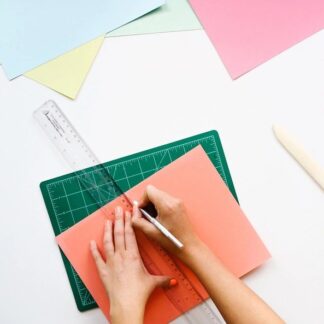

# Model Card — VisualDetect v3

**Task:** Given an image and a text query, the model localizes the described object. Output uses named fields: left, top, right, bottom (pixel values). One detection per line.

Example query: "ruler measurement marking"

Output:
left=213, top=142, right=227, bottom=184
left=167, top=149, right=173, bottom=165
left=70, top=263, right=92, bottom=305
left=111, top=165, right=117, bottom=179
left=122, top=163, right=131, bottom=189
left=137, top=159, right=145, bottom=181
left=90, top=172, right=104, bottom=205
left=48, top=136, right=223, bottom=225
left=152, top=154, right=159, bottom=172
left=45, top=135, right=215, bottom=185
left=155, top=149, right=168, bottom=170
left=77, top=178, right=90, bottom=215
left=47, top=136, right=221, bottom=229
left=62, top=181, right=76, bottom=225
left=55, top=202, right=99, bottom=217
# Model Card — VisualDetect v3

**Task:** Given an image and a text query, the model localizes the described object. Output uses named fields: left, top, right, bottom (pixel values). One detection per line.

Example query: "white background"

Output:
left=0, top=29, right=323, bottom=323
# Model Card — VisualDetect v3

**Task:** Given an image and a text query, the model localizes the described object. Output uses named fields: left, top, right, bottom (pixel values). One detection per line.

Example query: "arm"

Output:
left=184, top=241, right=283, bottom=324
left=132, top=185, right=284, bottom=324
left=90, top=206, right=172, bottom=324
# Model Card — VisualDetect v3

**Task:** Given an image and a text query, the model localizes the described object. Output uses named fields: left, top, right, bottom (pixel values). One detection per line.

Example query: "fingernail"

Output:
left=115, top=206, right=123, bottom=218
left=133, top=200, right=138, bottom=206
left=169, top=278, right=178, bottom=287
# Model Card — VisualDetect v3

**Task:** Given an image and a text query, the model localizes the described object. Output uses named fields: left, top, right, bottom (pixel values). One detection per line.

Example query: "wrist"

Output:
left=179, top=236, right=207, bottom=265
left=110, top=302, right=144, bottom=324
left=183, top=239, right=224, bottom=276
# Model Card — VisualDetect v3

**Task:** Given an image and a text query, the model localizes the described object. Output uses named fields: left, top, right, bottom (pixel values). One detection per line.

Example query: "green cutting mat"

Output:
left=40, top=130, right=238, bottom=311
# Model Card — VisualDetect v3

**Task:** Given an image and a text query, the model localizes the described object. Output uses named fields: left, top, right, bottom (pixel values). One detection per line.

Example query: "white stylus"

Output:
left=273, top=124, right=324, bottom=190
left=138, top=206, right=184, bottom=249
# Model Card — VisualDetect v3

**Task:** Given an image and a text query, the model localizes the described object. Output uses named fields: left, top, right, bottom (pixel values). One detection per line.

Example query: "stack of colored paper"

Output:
left=1, top=0, right=322, bottom=98
left=0, top=0, right=201, bottom=99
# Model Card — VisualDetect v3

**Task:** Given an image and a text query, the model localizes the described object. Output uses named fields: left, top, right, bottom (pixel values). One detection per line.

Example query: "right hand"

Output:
left=132, top=185, right=202, bottom=262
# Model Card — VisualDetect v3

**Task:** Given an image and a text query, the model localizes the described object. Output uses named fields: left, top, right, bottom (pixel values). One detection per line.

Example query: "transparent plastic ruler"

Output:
left=34, top=100, right=224, bottom=324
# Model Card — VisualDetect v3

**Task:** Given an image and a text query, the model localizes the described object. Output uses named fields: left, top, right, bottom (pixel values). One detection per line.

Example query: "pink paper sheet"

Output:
left=57, top=146, right=270, bottom=323
left=189, top=0, right=324, bottom=78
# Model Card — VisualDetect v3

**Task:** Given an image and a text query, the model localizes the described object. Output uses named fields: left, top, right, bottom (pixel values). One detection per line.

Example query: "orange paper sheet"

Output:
left=57, top=146, right=270, bottom=322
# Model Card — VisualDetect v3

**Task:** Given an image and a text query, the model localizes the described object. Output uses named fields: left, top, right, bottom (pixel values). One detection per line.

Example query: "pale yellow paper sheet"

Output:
left=25, top=36, right=104, bottom=99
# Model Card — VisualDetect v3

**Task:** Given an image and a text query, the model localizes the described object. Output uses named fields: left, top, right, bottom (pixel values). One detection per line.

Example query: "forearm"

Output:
left=183, top=241, right=284, bottom=324
left=110, top=304, right=144, bottom=324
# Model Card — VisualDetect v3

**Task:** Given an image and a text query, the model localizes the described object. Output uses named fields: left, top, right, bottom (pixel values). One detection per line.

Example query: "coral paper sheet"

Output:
left=57, top=146, right=270, bottom=323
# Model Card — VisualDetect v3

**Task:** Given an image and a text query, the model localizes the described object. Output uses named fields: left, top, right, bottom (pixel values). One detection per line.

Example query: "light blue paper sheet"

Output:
left=0, top=0, right=164, bottom=79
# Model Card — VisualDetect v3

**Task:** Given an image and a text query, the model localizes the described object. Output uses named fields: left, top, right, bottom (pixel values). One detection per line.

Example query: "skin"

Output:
left=91, top=185, right=284, bottom=324
left=90, top=206, right=171, bottom=324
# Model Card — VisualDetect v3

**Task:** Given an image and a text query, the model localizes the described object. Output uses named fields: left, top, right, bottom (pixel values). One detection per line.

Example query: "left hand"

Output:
left=90, top=206, right=172, bottom=324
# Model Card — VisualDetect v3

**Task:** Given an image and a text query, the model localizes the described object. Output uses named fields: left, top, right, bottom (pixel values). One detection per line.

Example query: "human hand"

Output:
left=132, top=185, right=203, bottom=263
left=90, top=206, right=172, bottom=324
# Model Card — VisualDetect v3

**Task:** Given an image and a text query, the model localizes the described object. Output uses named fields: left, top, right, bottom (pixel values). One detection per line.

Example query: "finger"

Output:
left=103, top=220, right=114, bottom=257
left=124, top=211, right=139, bottom=252
left=139, top=185, right=173, bottom=210
left=132, top=201, right=142, bottom=220
left=114, top=206, right=125, bottom=252
left=152, top=275, right=176, bottom=289
left=132, top=216, right=160, bottom=241
left=90, top=240, right=106, bottom=271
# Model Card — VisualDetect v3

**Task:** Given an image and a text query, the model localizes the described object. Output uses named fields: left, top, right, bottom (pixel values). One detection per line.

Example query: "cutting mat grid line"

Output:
left=49, top=152, right=223, bottom=212
left=47, top=138, right=221, bottom=187
left=49, top=157, right=225, bottom=221
left=41, top=131, right=238, bottom=311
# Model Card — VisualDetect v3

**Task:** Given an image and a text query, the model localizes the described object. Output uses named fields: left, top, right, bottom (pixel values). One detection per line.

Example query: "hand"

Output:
left=132, top=187, right=285, bottom=324
left=90, top=206, right=172, bottom=324
left=132, top=185, right=203, bottom=263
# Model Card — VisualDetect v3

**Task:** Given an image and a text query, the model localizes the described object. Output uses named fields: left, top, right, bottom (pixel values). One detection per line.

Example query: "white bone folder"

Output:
left=273, top=125, right=324, bottom=190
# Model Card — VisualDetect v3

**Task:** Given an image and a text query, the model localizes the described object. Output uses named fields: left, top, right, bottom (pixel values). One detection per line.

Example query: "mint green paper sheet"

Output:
left=107, top=0, right=201, bottom=37
left=0, top=0, right=164, bottom=79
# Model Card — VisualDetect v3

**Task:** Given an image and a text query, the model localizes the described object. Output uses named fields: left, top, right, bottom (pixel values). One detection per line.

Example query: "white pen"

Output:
left=133, top=201, right=184, bottom=249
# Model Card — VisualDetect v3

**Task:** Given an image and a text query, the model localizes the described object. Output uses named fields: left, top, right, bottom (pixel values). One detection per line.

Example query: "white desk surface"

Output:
left=0, top=30, right=323, bottom=324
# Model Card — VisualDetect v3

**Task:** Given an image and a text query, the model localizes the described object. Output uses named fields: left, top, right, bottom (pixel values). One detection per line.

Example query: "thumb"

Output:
left=152, top=275, right=175, bottom=288
left=140, top=185, right=171, bottom=211
left=132, top=217, right=160, bottom=240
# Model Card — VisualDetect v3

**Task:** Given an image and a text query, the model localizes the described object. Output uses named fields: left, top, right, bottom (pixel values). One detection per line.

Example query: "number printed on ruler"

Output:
left=34, top=100, right=99, bottom=170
